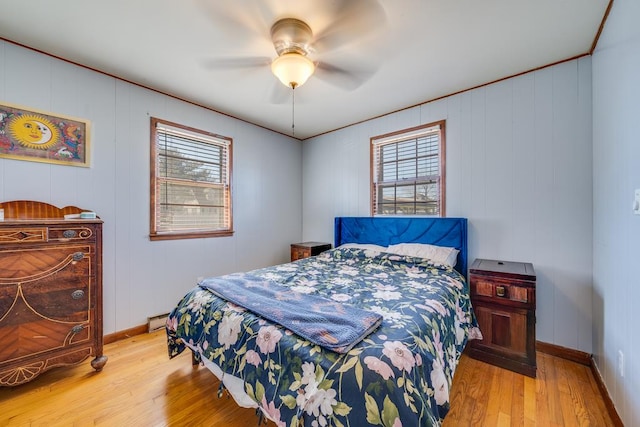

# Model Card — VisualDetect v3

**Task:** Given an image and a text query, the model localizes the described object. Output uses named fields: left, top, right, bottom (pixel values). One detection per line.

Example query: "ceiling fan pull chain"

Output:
left=291, top=86, right=296, bottom=137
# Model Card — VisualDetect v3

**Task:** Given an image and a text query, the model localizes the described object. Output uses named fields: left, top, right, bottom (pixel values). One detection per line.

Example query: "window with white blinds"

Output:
left=150, top=118, right=232, bottom=240
left=371, top=121, right=445, bottom=216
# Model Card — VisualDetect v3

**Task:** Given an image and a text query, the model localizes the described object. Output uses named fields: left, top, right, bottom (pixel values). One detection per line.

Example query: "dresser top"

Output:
left=0, top=218, right=102, bottom=225
left=0, top=200, right=99, bottom=221
left=470, top=258, right=536, bottom=281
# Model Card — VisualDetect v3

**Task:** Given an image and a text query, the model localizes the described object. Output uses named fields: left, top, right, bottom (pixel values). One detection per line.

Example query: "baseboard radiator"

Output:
left=147, top=313, right=170, bottom=333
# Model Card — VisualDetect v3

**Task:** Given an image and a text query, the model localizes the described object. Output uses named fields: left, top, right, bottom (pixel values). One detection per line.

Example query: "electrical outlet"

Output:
left=618, top=350, right=624, bottom=377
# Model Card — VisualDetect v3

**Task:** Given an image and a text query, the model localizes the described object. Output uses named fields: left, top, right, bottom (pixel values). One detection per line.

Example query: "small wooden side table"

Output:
left=467, top=258, right=537, bottom=377
left=290, top=242, right=332, bottom=261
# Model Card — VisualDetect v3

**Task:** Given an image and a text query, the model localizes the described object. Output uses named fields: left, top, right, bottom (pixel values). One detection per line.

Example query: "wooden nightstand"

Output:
left=467, top=258, right=537, bottom=377
left=290, top=242, right=332, bottom=261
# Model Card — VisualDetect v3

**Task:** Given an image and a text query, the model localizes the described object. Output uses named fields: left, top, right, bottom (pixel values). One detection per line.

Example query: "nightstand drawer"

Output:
left=471, top=277, right=534, bottom=309
left=290, top=242, right=332, bottom=261
left=291, top=247, right=310, bottom=261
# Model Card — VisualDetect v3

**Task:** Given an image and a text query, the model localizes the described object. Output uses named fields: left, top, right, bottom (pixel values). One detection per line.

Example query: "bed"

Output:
left=166, top=217, right=480, bottom=426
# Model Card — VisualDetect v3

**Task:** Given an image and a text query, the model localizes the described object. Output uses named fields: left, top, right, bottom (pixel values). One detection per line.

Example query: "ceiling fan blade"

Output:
left=312, top=0, right=387, bottom=52
left=314, top=60, right=377, bottom=91
left=201, top=56, right=272, bottom=70
left=197, top=0, right=272, bottom=44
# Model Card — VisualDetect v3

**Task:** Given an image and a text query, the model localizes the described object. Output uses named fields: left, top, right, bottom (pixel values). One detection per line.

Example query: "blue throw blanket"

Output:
left=199, top=273, right=382, bottom=354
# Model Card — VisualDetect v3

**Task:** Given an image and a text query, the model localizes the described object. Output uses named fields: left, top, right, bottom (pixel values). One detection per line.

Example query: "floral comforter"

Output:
left=166, top=247, right=479, bottom=427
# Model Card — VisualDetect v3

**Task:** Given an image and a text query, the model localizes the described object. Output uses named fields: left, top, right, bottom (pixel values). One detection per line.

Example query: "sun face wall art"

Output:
left=0, top=102, right=90, bottom=167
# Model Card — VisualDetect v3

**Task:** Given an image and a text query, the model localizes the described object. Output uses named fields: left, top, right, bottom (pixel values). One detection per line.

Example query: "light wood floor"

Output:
left=0, top=330, right=615, bottom=426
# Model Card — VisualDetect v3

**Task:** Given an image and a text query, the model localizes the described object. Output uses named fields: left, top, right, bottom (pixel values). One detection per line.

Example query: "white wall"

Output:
left=303, top=57, right=594, bottom=354
left=0, top=41, right=302, bottom=335
left=592, top=0, right=640, bottom=424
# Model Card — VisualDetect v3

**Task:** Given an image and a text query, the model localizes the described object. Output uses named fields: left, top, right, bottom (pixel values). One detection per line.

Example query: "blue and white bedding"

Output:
left=167, top=247, right=480, bottom=426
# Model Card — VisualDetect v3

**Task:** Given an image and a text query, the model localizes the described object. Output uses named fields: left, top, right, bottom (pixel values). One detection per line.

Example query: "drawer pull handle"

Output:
left=63, top=230, right=77, bottom=238
left=496, top=286, right=506, bottom=297
left=71, top=290, right=85, bottom=300
left=72, top=252, right=84, bottom=261
left=71, top=325, right=84, bottom=334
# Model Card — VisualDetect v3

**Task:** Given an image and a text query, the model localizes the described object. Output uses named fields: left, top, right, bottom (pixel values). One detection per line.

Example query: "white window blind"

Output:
left=151, top=118, right=232, bottom=239
left=371, top=122, right=445, bottom=216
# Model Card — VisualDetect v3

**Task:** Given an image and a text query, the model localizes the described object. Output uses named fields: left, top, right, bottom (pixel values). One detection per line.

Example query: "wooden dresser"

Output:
left=0, top=200, right=107, bottom=386
left=467, top=258, right=536, bottom=377
left=290, top=242, right=332, bottom=261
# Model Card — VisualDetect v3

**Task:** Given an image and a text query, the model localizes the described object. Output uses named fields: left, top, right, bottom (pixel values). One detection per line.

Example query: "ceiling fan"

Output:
left=200, top=0, right=387, bottom=93
left=269, top=18, right=317, bottom=89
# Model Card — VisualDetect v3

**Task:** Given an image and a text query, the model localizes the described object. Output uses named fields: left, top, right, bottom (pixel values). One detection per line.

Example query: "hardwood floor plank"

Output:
left=544, top=352, right=566, bottom=424
left=482, top=364, right=503, bottom=426
left=498, top=368, right=515, bottom=422
left=0, top=331, right=617, bottom=427
left=510, top=371, right=525, bottom=427
left=523, top=375, right=536, bottom=424
left=534, top=352, right=552, bottom=426
left=466, top=371, right=488, bottom=426
left=497, top=412, right=511, bottom=427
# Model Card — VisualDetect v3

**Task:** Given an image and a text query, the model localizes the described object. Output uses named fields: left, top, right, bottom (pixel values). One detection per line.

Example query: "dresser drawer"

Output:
left=22, top=278, right=92, bottom=323
left=0, top=281, right=90, bottom=325
left=0, top=245, right=93, bottom=279
left=0, top=318, right=91, bottom=363
left=0, top=227, right=48, bottom=244
left=48, top=226, right=97, bottom=242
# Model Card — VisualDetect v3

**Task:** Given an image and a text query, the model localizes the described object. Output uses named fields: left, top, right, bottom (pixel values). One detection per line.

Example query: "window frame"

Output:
left=370, top=120, right=446, bottom=217
left=149, top=117, right=233, bottom=241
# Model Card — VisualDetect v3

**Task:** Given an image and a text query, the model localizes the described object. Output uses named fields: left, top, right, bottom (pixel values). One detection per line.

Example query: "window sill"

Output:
left=149, top=230, right=234, bottom=241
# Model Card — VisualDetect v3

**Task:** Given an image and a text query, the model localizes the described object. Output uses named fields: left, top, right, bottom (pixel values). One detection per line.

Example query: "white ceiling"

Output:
left=0, top=0, right=610, bottom=140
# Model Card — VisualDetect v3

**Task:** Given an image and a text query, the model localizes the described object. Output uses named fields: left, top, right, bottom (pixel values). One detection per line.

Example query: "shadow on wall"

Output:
left=592, top=286, right=604, bottom=368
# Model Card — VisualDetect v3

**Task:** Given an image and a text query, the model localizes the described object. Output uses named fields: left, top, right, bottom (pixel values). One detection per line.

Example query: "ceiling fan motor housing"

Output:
left=271, top=18, right=313, bottom=56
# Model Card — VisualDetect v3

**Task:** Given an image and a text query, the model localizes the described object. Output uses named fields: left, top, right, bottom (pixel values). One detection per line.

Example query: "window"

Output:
left=150, top=118, right=232, bottom=240
left=371, top=121, right=445, bottom=216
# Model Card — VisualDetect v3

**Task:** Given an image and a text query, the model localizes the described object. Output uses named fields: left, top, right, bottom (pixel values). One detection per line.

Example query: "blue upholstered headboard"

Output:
left=334, top=217, right=468, bottom=277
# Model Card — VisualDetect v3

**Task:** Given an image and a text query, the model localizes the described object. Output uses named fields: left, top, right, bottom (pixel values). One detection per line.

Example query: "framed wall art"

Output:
left=0, top=102, right=90, bottom=167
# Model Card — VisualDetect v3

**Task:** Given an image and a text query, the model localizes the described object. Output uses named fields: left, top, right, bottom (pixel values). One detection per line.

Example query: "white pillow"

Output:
left=386, top=243, right=459, bottom=268
left=338, top=243, right=387, bottom=252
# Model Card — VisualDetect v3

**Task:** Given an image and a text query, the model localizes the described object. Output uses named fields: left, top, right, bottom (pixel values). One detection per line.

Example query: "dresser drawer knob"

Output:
left=63, top=230, right=77, bottom=239
left=71, top=325, right=84, bottom=334
left=72, top=252, right=84, bottom=261
left=496, top=286, right=506, bottom=297
left=71, top=290, right=85, bottom=300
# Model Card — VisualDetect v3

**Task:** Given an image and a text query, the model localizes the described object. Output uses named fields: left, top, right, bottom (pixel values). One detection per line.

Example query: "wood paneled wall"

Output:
left=592, top=0, right=640, bottom=424
left=302, top=57, right=593, bottom=356
left=0, top=41, right=303, bottom=337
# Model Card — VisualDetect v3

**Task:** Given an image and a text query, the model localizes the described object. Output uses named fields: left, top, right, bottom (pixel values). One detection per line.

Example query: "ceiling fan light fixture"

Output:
left=271, top=52, right=315, bottom=89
